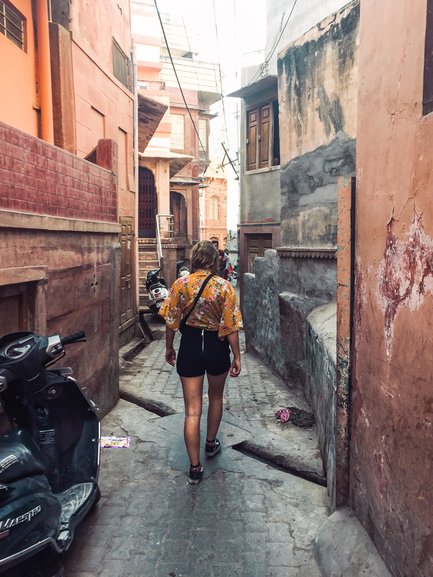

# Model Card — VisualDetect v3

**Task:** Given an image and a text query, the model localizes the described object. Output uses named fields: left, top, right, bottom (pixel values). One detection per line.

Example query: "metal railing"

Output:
left=155, top=213, right=174, bottom=266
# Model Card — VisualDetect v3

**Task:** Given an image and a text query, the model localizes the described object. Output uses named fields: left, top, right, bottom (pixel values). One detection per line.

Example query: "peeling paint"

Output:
left=377, top=215, right=433, bottom=358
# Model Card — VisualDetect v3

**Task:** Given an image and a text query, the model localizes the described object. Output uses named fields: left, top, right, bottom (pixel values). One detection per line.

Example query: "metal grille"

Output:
left=138, top=169, right=156, bottom=237
left=0, top=1, right=25, bottom=50
left=112, top=39, right=130, bottom=89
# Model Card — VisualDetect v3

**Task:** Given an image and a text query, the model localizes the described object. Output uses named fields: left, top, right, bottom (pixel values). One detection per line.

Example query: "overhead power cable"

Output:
left=249, top=0, right=298, bottom=85
left=153, top=0, right=209, bottom=164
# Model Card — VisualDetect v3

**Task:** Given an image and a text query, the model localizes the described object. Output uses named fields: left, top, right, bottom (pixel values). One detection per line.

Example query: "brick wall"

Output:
left=0, top=122, right=117, bottom=222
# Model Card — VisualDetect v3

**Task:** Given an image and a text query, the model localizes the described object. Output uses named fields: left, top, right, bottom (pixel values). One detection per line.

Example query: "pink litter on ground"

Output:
left=275, top=408, right=291, bottom=423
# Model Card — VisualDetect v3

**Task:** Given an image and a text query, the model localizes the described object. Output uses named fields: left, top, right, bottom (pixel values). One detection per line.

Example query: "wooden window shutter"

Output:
left=259, top=104, right=270, bottom=168
left=246, top=108, right=258, bottom=171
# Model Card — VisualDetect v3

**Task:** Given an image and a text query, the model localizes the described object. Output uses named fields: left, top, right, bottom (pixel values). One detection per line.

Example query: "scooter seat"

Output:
left=0, top=429, right=45, bottom=483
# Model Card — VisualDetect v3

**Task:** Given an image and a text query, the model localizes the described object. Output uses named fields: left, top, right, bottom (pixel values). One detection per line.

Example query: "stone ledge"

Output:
left=0, top=210, right=121, bottom=234
left=276, top=246, right=337, bottom=259
left=314, top=508, right=393, bottom=577
left=0, top=266, right=47, bottom=286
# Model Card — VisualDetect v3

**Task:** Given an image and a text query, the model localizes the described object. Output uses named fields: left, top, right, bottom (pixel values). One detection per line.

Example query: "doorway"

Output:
left=138, top=168, right=156, bottom=237
left=170, top=191, right=187, bottom=238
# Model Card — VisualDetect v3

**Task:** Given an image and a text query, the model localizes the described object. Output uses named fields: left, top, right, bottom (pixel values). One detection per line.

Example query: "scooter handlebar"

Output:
left=60, top=331, right=87, bottom=346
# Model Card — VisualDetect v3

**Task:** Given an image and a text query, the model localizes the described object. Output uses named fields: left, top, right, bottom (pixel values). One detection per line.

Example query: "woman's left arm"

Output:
left=226, top=331, right=241, bottom=377
left=165, top=326, right=176, bottom=366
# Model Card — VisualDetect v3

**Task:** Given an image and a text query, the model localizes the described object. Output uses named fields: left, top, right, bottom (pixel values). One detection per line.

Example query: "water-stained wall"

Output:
left=278, top=1, right=359, bottom=248
left=353, top=1, right=433, bottom=575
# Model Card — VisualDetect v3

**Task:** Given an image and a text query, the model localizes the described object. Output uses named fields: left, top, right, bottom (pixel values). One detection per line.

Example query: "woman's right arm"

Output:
left=226, top=331, right=241, bottom=377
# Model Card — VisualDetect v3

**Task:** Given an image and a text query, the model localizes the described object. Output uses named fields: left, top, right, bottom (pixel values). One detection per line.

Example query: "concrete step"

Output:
left=139, top=259, right=159, bottom=269
left=138, top=238, right=157, bottom=245
left=138, top=250, right=158, bottom=259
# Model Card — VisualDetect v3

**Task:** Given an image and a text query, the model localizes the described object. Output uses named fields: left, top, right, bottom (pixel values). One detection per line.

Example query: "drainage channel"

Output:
left=232, top=441, right=327, bottom=487
left=120, top=391, right=177, bottom=417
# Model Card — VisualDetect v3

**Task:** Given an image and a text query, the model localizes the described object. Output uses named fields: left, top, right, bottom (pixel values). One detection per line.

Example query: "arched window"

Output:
left=209, top=196, right=219, bottom=220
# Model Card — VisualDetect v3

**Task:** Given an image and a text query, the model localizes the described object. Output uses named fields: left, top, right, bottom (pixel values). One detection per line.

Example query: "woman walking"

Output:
left=160, top=240, right=243, bottom=484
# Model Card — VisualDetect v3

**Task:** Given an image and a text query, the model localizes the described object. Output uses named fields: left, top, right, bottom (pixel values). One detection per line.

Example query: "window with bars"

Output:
left=246, top=100, right=280, bottom=171
left=0, top=1, right=25, bottom=51
left=112, top=39, right=130, bottom=90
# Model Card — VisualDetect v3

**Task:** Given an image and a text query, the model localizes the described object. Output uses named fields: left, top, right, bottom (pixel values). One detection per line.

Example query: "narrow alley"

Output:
left=62, top=327, right=328, bottom=577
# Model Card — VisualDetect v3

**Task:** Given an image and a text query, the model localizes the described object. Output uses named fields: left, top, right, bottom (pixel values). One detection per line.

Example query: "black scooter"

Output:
left=0, top=330, right=100, bottom=576
left=145, top=268, right=168, bottom=320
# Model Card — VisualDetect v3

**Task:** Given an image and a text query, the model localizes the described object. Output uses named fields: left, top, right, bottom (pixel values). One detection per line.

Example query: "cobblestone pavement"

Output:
left=62, top=322, right=328, bottom=577
left=120, top=325, right=324, bottom=481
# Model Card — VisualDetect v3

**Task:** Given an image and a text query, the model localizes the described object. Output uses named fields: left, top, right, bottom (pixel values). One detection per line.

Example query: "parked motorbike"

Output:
left=176, top=260, right=190, bottom=279
left=145, top=268, right=169, bottom=320
left=0, top=330, right=100, bottom=576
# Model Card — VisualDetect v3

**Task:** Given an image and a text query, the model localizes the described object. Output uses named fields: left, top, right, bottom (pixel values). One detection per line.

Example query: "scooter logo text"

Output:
left=0, top=505, right=41, bottom=531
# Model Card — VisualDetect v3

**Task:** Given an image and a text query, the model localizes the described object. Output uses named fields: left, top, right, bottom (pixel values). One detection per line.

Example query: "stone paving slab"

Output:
left=63, top=400, right=327, bottom=577
left=119, top=329, right=324, bottom=482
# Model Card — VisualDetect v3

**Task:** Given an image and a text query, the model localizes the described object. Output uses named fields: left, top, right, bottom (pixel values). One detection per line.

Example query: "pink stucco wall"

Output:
left=352, top=1, right=433, bottom=575
left=70, top=0, right=135, bottom=218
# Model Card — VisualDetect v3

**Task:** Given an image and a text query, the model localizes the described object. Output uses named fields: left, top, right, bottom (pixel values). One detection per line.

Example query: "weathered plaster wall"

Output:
left=244, top=249, right=336, bottom=384
left=241, top=167, right=281, bottom=225
left=278, top=1, right=358, bottom=162
left=278, top=1, right=359, bottom=249
left=265, top=0, right=353, bottom=77
left=352, top=1, right=433, bottom=575
left=280, top=134, right=355, bottom=247
left=306, top=303, right=337, bottom=506
left=243, top=251, right=285, bottom=377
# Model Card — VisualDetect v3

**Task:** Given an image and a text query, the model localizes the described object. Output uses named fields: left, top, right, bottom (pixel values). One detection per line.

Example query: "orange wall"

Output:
left=0, top=0, right=38, bottom=135
left=353, top=1, right=433, bottom=576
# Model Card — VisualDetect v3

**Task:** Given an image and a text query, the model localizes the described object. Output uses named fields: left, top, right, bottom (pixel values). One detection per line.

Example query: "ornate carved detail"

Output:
left=276, top=246, right=337, bottom=259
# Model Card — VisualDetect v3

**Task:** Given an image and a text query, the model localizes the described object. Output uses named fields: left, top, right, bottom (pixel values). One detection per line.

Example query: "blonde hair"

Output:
left=190, top=240, right=219, bottom=273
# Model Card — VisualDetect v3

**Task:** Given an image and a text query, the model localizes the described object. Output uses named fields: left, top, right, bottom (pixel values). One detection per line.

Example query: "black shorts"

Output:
left=177, top=325, right=231, bottom=377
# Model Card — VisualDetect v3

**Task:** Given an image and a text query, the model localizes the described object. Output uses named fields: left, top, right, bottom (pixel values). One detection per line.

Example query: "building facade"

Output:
left=200, top=167, right=228, bottom=249
left=0, top=0, right=139, bottom=414
left=131, top=0, right=221, bottom=293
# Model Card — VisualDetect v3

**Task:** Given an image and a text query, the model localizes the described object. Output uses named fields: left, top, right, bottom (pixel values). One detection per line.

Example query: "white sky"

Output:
left=156, top=0, right=266, bottom=73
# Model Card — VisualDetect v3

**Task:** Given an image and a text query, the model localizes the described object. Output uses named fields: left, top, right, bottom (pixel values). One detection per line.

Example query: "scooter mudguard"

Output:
left=0, top=431, right=62, bottom=572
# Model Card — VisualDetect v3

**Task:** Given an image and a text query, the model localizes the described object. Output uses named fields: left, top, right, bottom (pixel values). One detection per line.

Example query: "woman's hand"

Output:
left=165, top=327, right=176, bottom=366
left=229, top=356, right=241, bottom=377
left=166, top=347, right=176, bottom=366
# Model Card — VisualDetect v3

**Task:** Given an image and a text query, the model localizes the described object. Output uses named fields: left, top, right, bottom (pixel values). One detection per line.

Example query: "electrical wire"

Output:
left=153, top=0, right=209, bottom=163
left=249, top=0, right=298, bottom=85
left=212, top=0, right=230, bottom=147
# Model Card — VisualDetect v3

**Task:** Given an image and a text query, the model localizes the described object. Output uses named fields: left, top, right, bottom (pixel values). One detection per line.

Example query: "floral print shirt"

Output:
left=160, top=270, right=243, bottom=338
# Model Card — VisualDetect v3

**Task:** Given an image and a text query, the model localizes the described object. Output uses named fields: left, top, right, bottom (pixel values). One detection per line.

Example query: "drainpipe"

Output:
left=132, top=44, right=140, bottom=311
left=35, top=0, right=54, bottom=143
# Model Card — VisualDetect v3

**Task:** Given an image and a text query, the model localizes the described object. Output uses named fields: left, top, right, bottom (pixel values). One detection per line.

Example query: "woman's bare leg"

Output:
left=180, top=375, right=205, bottom=465
left=206, top=371, right=229, bottom=442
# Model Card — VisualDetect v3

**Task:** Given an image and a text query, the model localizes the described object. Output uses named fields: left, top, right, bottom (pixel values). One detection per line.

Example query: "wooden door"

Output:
left=170, top=191, right=187, bottom=238
left=138, top=168, right=156, bottom=237
left=120, top=217, right=134, bottom=326
left=246, top=234, right=272, bottom=273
